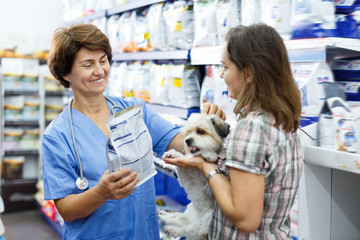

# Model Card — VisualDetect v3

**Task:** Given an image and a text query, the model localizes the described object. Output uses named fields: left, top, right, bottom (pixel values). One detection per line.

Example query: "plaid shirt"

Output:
left=209, top=110, right=303, bottom=240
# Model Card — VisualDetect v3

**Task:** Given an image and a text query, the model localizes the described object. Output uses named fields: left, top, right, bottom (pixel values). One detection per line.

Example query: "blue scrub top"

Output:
left=41, top=96, right=180, bottom=240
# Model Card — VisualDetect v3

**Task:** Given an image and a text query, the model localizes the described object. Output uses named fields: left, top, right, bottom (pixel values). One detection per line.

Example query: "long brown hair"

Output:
left=225, top=23, right=301, bottom=132
left=47, top=24, right=112, bottom=88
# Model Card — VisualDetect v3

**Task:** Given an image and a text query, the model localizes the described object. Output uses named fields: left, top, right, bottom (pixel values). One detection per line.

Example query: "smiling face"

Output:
left=63, top=47, right=110, bottom=97
left=220, top=45, right=251, bottom=100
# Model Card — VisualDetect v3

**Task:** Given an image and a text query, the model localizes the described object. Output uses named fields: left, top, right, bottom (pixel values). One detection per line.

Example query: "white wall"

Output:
left=0, top=0, right=63, bottom=54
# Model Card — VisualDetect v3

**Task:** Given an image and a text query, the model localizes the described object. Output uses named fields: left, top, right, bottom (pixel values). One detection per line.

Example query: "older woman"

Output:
left=42, top=24, right=224, bottom=239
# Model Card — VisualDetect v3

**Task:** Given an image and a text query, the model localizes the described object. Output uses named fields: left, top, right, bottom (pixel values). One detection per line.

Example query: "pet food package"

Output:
left=168, top=62, right=201, bottom=108
left=336, top=10, right=360, bottom=39
left=336, top=81, right=360, bottom=101
left=123, top=61, right=141, bottom=97
left=107, top=62, right=126, bottom=97
left=133, top=61, right=151, bottom=102
left=149, top=61, right=171, bottom=105
left=135, top=6, right=151, bottom=51
left=216, top=0, right=239, bottom=45
left=261, top=0, right=292, bottom=40
left=193, top=0, right=217, bottom=47
left=119, top=11, right=137, bottom=52
left=291, top=0, right=338, bottom=39
left=106, top=103, right=156, bottom=188
left=22, top=95, right=40, bottom=121
left=318, top=82, right=358, bottom=153
left=241, top=0, right=262, bottom=26
left=212, top=65, right=238, bottom=121
left=291, top=61, right=334, bottom=127
left=4, top=95, right=25, bottom=121
left=332, top=57, right=360, bottom=80
left=163, top=0, right=195, bottom=50
left=1, top=58, right=39, bottom=91
left=200, top=65, right=215, bottom=105
left=334, top=0, right=360, bottom=14
left=148, top=2, right=169, bottom=51
left=107, top=14, right=122, bottom=53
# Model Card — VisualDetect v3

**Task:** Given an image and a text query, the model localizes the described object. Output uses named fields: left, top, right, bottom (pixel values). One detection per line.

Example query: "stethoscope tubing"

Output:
left=68, top=96, right=120, bottom=190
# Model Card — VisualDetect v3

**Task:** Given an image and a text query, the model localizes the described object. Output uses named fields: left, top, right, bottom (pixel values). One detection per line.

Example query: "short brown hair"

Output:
left=47, top=24, right=112, bottom=88
left=226, top=24, right=301, bottom=132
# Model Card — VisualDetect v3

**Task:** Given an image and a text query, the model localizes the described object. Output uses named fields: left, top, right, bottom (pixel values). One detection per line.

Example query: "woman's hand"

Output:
left=163, top=156, right=218, bottom=176
left=201, top=102, right=226, bottom=120
left=97, top=168, right=140, bottom=201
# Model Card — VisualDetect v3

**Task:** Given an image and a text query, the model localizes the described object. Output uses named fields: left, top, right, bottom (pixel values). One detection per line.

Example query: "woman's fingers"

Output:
left=201, top=102, right=226, bottom=120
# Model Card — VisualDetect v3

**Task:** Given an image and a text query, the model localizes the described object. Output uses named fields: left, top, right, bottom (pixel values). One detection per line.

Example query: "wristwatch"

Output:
left=206, top=169, right=221, bottom=183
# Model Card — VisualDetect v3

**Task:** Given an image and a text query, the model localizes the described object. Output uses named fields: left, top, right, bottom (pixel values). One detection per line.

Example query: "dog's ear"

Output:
left=211, top=117, right=230, bottom=138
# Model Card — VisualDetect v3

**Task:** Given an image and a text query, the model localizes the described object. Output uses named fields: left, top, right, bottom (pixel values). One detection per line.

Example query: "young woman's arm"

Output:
left=164, top=157, right=264, bottom=233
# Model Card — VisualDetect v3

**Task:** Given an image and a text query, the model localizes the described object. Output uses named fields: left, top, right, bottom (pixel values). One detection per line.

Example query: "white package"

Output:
left=216, top=0, right=240, bottom=45
left=261, top=0, right=292, bottom=40
left=163, top=1, right=195, bottom=50
left=148, top=2, right=169, bottom=51
left=168, top=63, right=201, bottom=108
left=212, top=65, right=238, bottom=121
left=106, top=103, right=156, bottom=187
left=149, top=62, right=171, bottom=105
left=241, top=0, right=262, bottom=26
left=193, top=0, right=217, bottom=47
left=291, top=61, right=334, bottom=127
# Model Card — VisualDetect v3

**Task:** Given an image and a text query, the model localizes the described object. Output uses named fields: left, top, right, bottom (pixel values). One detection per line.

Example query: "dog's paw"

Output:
left=162, top=149, right=184, bottom=159
left=202, top=152, right=219, bottom=163
left=163, top=225, right=183, bottom=238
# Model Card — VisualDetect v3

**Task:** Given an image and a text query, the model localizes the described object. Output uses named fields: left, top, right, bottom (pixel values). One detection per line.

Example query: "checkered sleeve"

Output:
left=225, top=116, right=268, bottom=175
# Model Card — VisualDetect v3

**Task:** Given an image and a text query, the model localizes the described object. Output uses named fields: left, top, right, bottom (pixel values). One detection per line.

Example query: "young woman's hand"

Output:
left=201, top=102, right=226, bottom=120
left=163, top=156, right=218, bottom=176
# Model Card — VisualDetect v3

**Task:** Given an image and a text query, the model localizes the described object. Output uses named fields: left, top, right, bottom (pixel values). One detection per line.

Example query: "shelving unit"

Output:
left=0, top=58, right=43, bottom=213
left=56, top=1, right=360, bottom=239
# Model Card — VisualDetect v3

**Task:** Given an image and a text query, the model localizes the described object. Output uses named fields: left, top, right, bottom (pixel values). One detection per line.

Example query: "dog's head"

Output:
left=181, top=114, right=230, bottom=158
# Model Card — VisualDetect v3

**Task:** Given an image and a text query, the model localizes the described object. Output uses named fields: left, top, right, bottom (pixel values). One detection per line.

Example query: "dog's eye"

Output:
left=197, top=129, right=205, bottom=135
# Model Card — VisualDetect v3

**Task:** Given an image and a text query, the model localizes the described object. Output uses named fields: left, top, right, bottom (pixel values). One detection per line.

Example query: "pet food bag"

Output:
left=318, top=82, right=358, bottom=153
left=291, top=61, right=334, bottom=127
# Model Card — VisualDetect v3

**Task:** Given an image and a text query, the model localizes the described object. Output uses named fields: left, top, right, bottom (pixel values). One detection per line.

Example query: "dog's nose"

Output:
left=185, top=138, right=193, bottom=146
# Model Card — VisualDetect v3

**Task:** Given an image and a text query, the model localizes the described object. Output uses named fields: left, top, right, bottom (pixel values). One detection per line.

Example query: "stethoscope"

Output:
left=68, top=96, right=123, bottom=190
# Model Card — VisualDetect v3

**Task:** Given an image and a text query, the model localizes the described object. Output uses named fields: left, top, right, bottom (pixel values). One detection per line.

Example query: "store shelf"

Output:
left=190, top=46, right=222, bottom=65
left=146, top=103, right=195, bottom=119
left=285, top=37, right=360, bottom=62
left=4, top=120, right=39, bottom=127
left=107, top=0, right=165, bottom=16
left=65, top=0, right=166, bottom=25
left=64, top=10, right=106, bottom=25
left=4, top=150, right=39, bottom=156
left=190, top=38, right=360, bottom=65
left=304, top=145, right=360, bottom=174
left=45, top=91, right=65, bottom=97
left=4, top=90, right=39, bottom=96
left=112, top=50, right=190, bottom=61
left=2, top=178, right=38, bottom=186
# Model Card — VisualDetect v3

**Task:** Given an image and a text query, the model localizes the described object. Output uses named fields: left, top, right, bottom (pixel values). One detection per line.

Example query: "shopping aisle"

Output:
left=2, top=210, right=61, bottom=240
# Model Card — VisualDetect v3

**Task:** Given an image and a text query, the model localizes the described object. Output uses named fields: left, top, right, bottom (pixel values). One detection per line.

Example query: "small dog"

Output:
left=158, top=114, right=230, bottom=240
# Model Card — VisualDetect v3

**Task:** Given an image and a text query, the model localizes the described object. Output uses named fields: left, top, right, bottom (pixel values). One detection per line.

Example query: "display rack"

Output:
left=58, top=1, right=360, bottom=239
left=112, top=50, right=190, bottom=61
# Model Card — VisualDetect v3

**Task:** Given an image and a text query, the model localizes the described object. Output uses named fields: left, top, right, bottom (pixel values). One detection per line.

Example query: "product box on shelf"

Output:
left=1, top=180, right=37, bottom=213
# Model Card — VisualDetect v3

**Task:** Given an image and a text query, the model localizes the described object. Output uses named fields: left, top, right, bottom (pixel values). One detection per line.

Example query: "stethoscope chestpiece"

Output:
left=76, top=177, right=89, bottom=191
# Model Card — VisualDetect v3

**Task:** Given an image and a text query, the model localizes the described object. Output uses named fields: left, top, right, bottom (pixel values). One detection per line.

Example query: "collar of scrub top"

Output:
left=68, top=96, right=124, bottom=190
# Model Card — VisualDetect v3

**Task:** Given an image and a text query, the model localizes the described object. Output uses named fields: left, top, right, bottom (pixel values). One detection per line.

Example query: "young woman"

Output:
left=164, top=23, right=303, bottom=239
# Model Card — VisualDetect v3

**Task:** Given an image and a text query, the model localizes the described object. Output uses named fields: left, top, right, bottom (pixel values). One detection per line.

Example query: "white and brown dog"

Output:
left=158, top=114, right=230, bottom=240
